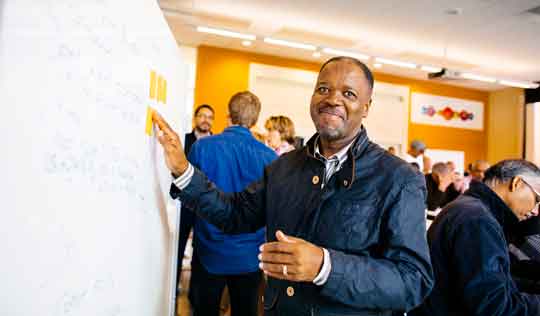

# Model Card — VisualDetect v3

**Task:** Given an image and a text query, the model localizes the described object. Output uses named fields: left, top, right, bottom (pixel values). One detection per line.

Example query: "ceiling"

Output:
left=159, top=0, right=540, bottom=91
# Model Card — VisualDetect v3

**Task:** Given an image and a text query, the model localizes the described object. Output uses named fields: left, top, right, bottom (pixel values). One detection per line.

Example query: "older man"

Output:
left=412, top=159, right=540, bottom=316
left=153, top=57, right=433, bottom=315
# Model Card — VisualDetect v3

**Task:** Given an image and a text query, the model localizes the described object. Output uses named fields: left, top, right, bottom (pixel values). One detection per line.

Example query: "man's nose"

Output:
left=327, top=91, right=345, bottom=106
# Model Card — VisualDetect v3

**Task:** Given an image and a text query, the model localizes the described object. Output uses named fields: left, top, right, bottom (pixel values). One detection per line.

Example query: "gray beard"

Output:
left=318, top=127, right=344, bottom=141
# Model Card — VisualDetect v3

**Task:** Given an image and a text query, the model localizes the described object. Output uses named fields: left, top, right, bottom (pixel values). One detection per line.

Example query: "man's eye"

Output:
left=344, top=91, right=357, bottom=98
left=317, top=86, right=329, bottom=93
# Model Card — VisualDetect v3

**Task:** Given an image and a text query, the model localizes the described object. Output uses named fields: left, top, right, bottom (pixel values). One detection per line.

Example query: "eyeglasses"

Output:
left=196, top=114, right=214, bottom=120
left=521, top=177, right=540, bottom=209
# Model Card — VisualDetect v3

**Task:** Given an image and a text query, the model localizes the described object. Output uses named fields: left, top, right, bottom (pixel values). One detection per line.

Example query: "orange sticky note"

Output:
left=145, top=106, right=154, bottom=136
left=149, top=71, right=157, bottom=99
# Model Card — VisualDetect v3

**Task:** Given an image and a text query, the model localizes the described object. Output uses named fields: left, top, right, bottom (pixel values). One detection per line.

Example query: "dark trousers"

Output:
left=189, top=254, right=262, bottom=316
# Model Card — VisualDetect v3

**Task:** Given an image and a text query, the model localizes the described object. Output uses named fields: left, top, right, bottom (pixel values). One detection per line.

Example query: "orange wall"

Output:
left=194, top=45, right=489, bottom=167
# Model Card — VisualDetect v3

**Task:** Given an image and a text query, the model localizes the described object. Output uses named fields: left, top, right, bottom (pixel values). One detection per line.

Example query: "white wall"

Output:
left=526, top=102, right=540, bottom=165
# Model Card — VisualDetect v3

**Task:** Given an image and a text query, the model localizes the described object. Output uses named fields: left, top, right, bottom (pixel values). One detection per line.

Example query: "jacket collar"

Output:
left=222, top=125, right=252, bottom=136
left=304, top=126, right=370, bottom=189
left=465, top=180, right=519, bottom=233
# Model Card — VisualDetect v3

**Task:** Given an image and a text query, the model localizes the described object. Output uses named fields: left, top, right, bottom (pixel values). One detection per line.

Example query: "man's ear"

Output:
left=362, top=99, right=372, bottom=118
left=510, top=177, right=520, bottom=193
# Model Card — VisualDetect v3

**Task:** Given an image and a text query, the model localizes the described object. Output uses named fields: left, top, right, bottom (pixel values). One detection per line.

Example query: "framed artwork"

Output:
left=411, top=92, right=484, bottom=130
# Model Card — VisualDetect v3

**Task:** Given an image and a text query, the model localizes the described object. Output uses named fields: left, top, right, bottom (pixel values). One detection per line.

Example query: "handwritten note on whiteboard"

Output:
left=0, top=1, right=190, bottom=315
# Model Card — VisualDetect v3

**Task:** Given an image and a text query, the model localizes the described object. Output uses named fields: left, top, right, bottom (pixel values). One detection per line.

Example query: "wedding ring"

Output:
left=282, top=265, right=288, bottom=276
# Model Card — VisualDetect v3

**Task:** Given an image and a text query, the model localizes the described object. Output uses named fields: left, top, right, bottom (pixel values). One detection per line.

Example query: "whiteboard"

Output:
left=0, top=1, right=191, bottom=315
left=250, top=63, right=409, bottom=153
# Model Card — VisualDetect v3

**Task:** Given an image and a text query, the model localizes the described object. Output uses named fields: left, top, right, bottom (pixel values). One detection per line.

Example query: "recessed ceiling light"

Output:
left=242, top=40, right=252, bottom=47
left=322, top=48, right=370, bottom=60
left=461, top=73, right=497, bottom=83
left=312, top=51, right=321, bottom=58
left=420, top=65, right=442, bottom=72
left=499, top=80, right=532, bottom=89
left=375, top=57, right=417, bottom=69
left=373, top=63, right=382, bottom=69
left=196, top=26, right=256, bottom=41
left=263, top=37, right=316, bottom=51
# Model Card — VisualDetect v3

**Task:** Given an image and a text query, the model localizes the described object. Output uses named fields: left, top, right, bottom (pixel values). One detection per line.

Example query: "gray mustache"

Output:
left=318, top=106, right=345, bottom=118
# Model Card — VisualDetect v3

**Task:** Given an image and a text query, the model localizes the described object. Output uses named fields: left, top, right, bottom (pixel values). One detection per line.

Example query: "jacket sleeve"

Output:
left=452, top=219, right=540, bottom=316
left=320, top=175, right=434, bottom=311
left=170, top=167, right=267, bottom=234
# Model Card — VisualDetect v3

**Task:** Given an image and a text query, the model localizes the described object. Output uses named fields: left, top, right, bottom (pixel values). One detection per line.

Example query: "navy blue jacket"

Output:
left=172, top=128, right=433, bottom=315
left=412, top=181, right=540, bottom=316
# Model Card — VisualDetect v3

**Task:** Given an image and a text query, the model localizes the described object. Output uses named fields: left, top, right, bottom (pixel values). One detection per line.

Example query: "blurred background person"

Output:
left=461, top=160, right=491, bottom=193
left=175, top=103, right=215, bottom=304
left=447, top=161, right=467, bottom=193
left=405, top=139, right=431, bottom=173
left=184, top=104, right=215, bottom=155
left=264, top=115, right=296, bottom=156
left=471, top=159, right=491, bottom=182
left=387, top=146, right=397, bottom=155
left=425, top=162, right=460, bottom=211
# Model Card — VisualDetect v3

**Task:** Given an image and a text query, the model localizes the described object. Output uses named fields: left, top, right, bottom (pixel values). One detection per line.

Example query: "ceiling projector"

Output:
left=427, top=68, right=462, bottom=81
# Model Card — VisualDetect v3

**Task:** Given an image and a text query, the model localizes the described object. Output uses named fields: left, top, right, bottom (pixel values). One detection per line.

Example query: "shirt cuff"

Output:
left=172, top=163, right=194, bottom=190
left=313, top=248, right=331, bottom=286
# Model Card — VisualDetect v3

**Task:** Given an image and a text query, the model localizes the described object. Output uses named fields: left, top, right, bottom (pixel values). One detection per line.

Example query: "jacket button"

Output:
left=343, top=180, right=349, bottom=186
left=286, top=286, right=295, bottom=297
left=312, top=175, right=320, bottom=185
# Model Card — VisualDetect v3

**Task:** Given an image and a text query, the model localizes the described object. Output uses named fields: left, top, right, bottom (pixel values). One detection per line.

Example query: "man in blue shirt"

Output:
left=182, top=91, right=277, bottom=316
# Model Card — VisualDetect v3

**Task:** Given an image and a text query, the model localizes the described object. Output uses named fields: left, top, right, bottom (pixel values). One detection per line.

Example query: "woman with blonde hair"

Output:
left=264, top=115, right=296, bottom=156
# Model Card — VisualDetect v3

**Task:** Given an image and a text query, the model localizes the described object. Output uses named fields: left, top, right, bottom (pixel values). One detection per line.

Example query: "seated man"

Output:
left=425, top=162, right=460, bottom=211
left=508, top=216, right=540, bottom=294
left=412, top=159, right=540, bottom=316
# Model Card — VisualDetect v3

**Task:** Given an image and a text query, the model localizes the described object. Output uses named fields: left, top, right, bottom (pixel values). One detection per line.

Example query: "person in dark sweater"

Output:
left=412, top=159, right=540, bottom=316
left=425, top=162, right=460, bottom=211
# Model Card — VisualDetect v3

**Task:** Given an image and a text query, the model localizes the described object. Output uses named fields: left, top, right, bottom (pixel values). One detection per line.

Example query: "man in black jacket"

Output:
left=184, top=104, right=214, bottom=156
left=153, top=56, right=433, bottom=315
left=175, top=103, right=214, bottom=306
left=412, top=159, right=540, bottom=316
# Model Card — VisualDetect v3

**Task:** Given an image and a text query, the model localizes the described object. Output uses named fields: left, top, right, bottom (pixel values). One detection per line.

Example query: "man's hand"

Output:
left=152, top=110, right=189, bottom=177
left=259, top=230, right=324, bottom=282
left=438, top=173, right=453, bottom=192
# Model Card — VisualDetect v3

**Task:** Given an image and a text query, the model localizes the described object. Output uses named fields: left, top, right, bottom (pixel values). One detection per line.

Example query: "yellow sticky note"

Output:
left=149, top=71, right=157, bottom=99
left=162, top=79, right=167, bottom=104
left=157, top=75, right=164, bottom=103
left=145, top=106, right=154, bottom=136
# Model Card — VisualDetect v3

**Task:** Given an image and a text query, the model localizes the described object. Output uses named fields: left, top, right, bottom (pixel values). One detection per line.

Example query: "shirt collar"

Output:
left=314, top=135, right=355, bottom=164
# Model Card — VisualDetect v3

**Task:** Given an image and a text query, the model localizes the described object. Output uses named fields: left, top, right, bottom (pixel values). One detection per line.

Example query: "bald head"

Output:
left=471, top=160, right=490, bottom=181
